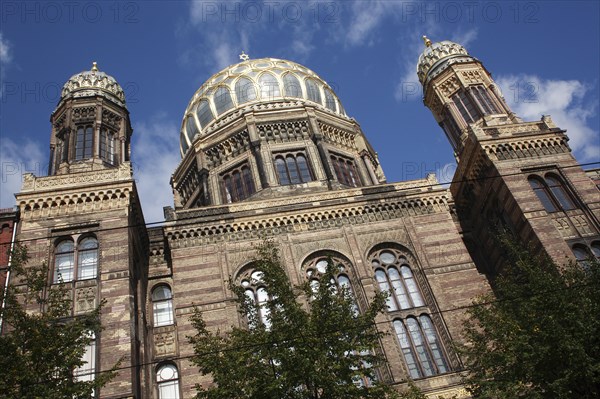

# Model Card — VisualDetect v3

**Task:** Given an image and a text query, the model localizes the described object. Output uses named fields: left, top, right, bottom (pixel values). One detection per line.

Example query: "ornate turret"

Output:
left=49, top=62, right=132, bottom=175
left=418, top=37, right=519, bottom=155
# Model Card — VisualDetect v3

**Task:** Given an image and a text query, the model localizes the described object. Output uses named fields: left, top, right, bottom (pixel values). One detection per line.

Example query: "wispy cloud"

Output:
left=131, top=113, right=181, bottom=224
left=496, top=74, right=600, bottom=161
left=0, top=32, right=13, bottom=97
left=0, top=138, right=46, bottom=208
left=0, top=32, right=11, bottom=64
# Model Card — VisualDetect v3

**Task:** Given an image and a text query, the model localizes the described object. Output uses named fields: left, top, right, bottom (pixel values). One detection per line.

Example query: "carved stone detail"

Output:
left=102, top=109, right=122, bottom=128
left=552, top=216, right=576, bottom=238
left=154, top=329, right=176, bottom=357
left=204, top=130, right=250, bottom=168
left=438, top=76, right=460, bottom=97
left=461, top=69, right=483, bottom=84
left=75, top=286, right=97, bottom=314
left=72, top=107, right=96, bottom=121
left=485, top=137, right=570, bottom=161
left=257, top=120, right=309, bottom=143
left=319, top=122, right=357, bottom=149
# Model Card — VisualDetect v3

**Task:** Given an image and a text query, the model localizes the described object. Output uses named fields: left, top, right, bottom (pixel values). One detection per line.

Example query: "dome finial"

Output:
left=422, top=35, right=432, bottom=47
left=239, top=51, right=250, bottom=61
left=91, top=61, right=98, bottom=73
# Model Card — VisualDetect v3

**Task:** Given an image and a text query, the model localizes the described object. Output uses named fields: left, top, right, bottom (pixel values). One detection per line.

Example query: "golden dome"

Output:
left=180, top=58, right=346, bottom=156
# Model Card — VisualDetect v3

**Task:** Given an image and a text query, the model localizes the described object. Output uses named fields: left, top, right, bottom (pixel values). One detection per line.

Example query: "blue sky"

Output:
left=1, top=0, right=599, bottom=222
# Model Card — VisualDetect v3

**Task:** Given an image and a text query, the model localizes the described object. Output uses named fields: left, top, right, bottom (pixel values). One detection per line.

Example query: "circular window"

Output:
left=372, top=260, right=380, bottom=267
left=241, top=279, right=250, bottom=287
left=251, top=271, right=264, bottom=282
left=379, top=251, right=396, bottom=264
left=316, top=260, right=328, bottom=273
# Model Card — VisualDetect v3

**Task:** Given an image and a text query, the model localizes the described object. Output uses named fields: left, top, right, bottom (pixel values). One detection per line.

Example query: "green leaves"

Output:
left=461, top=235, right=600, bottom=399
left=188, top=239, right=398, bottom=399
left=0, top=244, right=117, bottom=399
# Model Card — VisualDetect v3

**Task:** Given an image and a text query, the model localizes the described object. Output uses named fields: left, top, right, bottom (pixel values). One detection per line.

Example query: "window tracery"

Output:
left=54, top=236, right=98, bottom=283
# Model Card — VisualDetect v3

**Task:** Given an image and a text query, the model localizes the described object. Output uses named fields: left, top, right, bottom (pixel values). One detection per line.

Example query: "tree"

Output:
left=461, top=235, right=600, bottom=398
left=0, top=244, right=117, bottom=398
left=188, top=239, right=399, bottom=399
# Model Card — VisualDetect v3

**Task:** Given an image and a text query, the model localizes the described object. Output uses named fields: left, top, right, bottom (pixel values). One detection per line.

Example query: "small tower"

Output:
left=419, top=37, right=600, bottom=276
left=15, top=63, right=149, bottom=398
left=418, top=36, right=518, bottom=156
left=49, top=62, right=132, bottom=175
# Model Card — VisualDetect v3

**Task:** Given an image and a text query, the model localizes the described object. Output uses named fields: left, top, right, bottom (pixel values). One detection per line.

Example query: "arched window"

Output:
left=195, top=99, right=214, bottom=128
left=324, top=87, right=337, bottom=112
left=77, top=237, right=98, bottom=280
left=591, top=242, right=600, bottom=258
left=75, top=125, right=93, bottom=160
left=274, top=152, right=313, bottom=185
left=451, top=90, right=478, bottom=124
left=54, top=236, right=99, bottom=283
left=393, top=315, right=448, bottom=379
left=185, top=116, right=198, bottom=142
left=283, top=73, right=302, bottom=98
left=213, top=86, right=234, bottom=115
left=220, top=163, right=255, bottom=203
left=528, top=174, right=576, bottom=212
left=305, top=78, right=322, bottom=104
left=330, top=154, right=361, bottom=187
left=99, top=129, right=116, bottom=165
left=74, top=331, right=96, bottom=383
left=240, top=270, right=271, bottom=328
left=235, top=77, right=257, bottom=104
left=545, top=175, right=575, bottom=210
left=470, top=85, right=501, bottom=114
left=152, top=286, right=174, bottom=327
left=259, top=73, right=280, bottom=100
left=156, top=363, right=180, bottom=399
left=54, top=239, right=75, bottom=282
left=305, top=256, right=356, bottom=298
left=371, top=248, right=424, bottom=311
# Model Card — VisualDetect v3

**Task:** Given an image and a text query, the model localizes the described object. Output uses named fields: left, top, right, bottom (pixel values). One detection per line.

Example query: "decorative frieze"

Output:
left=72, top=106, right=96, bottom=121
left=204, top=130, right=250, bottom=168
left=485, top=137, right=569, bottom=161
left=319, top=122, right=357, bottom=149
left=167, top=194, right=450, bottom=248
left=257, top=120, right=309, bottom=143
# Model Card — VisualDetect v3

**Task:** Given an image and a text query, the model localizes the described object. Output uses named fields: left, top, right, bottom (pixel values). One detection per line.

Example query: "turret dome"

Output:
left=60, top=62, right=126, bottom=106
left=417, top=38, right=474, bottom=85
left=180, top=56, right=346, bottom=156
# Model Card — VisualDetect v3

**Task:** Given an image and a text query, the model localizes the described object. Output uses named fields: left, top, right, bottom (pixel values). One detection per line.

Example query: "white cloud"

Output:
left=496, top=74, right=600, bottom=161
left=0, top=32, right=13, bottom=97
left=131, top=114, right=181, bottom=224
left=0, top=138, right=46, bottom=208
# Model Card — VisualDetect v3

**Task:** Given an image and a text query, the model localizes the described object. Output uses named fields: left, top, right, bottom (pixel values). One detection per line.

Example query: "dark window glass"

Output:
left=305, top=78, right=322, bottom=104
left=331, top=154, right=361, bottom=187
left=452, top=90, right=478, bottom=124
left=75, top=126, right=93, bottom=160
left=324, top=87, right=337, bottom=112
left=214, top=87, right=234, bottom=115
left=274, top=153, right=313, bottom=185
left=100, top=129, right=115, bottom=165
left=528, top=177, right=558, bottom=212
left=235, top=77, right=257, bottom=104
left=196, top=100, right=214, bottom=128
left=221, top=163, right=255, bottom=203
left=471, top=85, right=500, bottom=114
left=546, top=176, right=575, bottom=210
left=283, top=73, right=302, bottom=98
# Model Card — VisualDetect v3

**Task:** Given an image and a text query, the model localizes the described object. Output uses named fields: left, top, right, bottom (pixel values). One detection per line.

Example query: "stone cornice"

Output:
left=18, top=162, right=134, bottom=194
left=165, top=177, right=450, bottom=248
